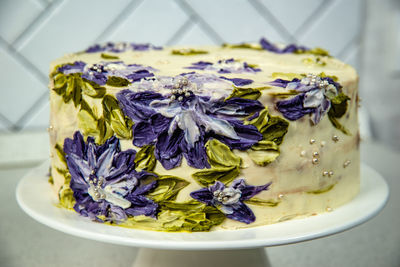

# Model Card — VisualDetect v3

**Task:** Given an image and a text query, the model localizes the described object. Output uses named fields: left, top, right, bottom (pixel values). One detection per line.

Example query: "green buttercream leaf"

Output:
left=192, top=166, right=240, bottom=187
left=82, top=79, right=106, bottom=98
left=148, top=175, right=189, bottom=202
left=307, top=183, right=337, bottom=194
left=327, top=93, right=351, bottom=135
left=134, top=145, right=156, bottom=172
left=55, top=143, right=67, bottom=165
left=121, top=201, right=225, bottom=232
left=222, top=43, right=263, bottom=50
left=268, top=90, right=299, bottom=99
left=106, top=76, right=131, bottom=87
left=247, top=149, right=280, bottom=166
left=319, top=72, right=339, bottom=82
left=271, top=72, right=305, bottom=80
left=101, top=53, right=120, bottom=60
left=102, top=95, right=133, bottom=139
left=59, top=186, right=75, bottom=209
left=302, top=57, right=326, bottom=66
left=225, top=86, right=261, bottom=101
left=53, top=73, right=67, bottom=95
left=171, top=49, right=208, bottom=55
left=244, top=197, right=280, bottom=207
left=205, top=139, right=242, bottom=168
left=245, top=108, right=289, bottom=166
left=295, top=47, right=331, bottom=57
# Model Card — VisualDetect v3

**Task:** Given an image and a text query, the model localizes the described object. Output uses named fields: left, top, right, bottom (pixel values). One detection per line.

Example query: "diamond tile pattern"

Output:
left=0, top=0, right=364, bottom=132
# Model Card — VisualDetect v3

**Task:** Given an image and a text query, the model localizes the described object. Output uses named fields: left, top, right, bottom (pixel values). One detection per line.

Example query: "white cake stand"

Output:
left=16, top=162, right=388, bottom=267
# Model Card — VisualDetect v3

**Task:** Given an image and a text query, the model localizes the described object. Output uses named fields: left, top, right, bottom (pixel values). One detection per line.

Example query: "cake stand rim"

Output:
left=16, top=161, right=389, bottom=250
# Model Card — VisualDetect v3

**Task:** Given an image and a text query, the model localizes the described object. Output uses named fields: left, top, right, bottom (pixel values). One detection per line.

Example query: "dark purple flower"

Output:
left=85, top=42, right=162, bottom=53
left=260, top=37, right=309, bottom=54
left=186, top=58, right=261, bottom=74
left=190, top=178, right=271, bottom=224
left=220, top=76, right=254, bottom=86
left=57, top=61, right=86, bottom=74
left=117, top=74, right=263, bottom=170
left=64, top=131, right=158, bottom=222
left=57, top=61, right=157, bottom=86
left=273, top=74, right=340, bottom=124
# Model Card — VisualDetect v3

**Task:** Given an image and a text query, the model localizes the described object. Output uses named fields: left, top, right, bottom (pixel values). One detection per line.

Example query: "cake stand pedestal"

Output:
left=16, top=162, right=388, bottom=267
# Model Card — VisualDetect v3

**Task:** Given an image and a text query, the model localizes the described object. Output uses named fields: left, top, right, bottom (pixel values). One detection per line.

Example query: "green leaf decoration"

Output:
left=268, top=90, right=299, bottom=99
left=225, top=86, right=262, bottom=101
left=192, top=139, right=242, bottom=187
left=307, top=182, right=337, bottom=194
left=55, top=143, right=67, bottom=165
left=122, top=201, right=225, bottom=232
left=101, top=53, right=120, bottom=60
left=102, top=95, right=133, bottom=139
left=52, top=69, right=106, bottom=107
left=302, top=57, right=326, bottom=67
left=244, top=198, right=281, bottom=207
left=327, top=93, right=351, bottom=135
left=319, top=72, right=339, bottom=82
left=245, top=108, right=289, bottom=166
left=271, top=72, right=305, bottom=81
left=295, top=47, right=331, bottom=57
left=222, top=43, right=263, bottom=50
left=192, top=165, right=240, bottom=187
left=134, top=145, right=157, bottom=172
left=171, top=49, right=208, bottom=55
left=59, top=186, right=75, bottom=209
left=205, top=139, right=242, bottom=168
left=148, top=175, right=189, bottom=202
left=106, top=76, right=131, bottom=87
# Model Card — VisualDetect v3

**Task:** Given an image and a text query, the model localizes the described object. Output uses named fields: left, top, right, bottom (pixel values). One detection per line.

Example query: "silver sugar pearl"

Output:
left=300, top=150, right=306, bottom=157
left=343, top=160, right=351, bottom=168
left=185, top=92, right=190, bottom=97
left=332, top=135, right=339, bottom=142
left=178, top=96, right=183, bottom=101
left=323, top=171, right=329, bottom=176
left=170, top=95, right=176, bottom=101
left=328, top=171, right=334, bottom=176
left=326, top=207, right=333, bottom=212
left=310, top=139, right=316, bottom=144
left=278, top=194, right=284, bottom=199
left=177, top=89, right=183, bottom=94
left=320, top=141, right=326, bottom=147
left=313, top=151, right=319, bottom=157
left=312, top=158, right=319, bottom=164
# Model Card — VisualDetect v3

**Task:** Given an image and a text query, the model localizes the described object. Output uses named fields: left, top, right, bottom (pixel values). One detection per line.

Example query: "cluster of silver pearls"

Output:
left=170, top=77, right=195, bottom=102
left=88, top=64, right=104, bottom=76
left=213, top=190, right=230, bottom=204
left=322, top=170, right=334, bottom=177
left=301, top=73, right=336, bottom=92
left=89, top=172, right=106, bottom=200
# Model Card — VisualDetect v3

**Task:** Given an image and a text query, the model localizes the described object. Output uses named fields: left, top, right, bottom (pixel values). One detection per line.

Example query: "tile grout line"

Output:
left=293, top=0, right=332, bottom=40
left=94, top=0, right=145, bottom=43
left=176, top=0, right=225, bottom=44
left=337, top=35, right=362, bottom=61
left=295, top=0, right=336, bottom=43
left=0, top=111, right=14, bottom=131
left=12, top=0, right=65, bottom=51
left=0, top=36, right=47, bottom=85
left=166, top=18, right=195, bottom=46
left=247, top=0, right=295, bottom=43
left=14, top=91, right=49, bottom=131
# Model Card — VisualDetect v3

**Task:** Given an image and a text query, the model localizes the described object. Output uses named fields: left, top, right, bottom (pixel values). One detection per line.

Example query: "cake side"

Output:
left=48, top=40, right=360, bottom=231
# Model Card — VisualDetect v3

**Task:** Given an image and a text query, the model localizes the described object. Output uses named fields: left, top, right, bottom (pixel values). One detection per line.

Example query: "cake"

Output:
left=48, top=38, right=360, bottom=232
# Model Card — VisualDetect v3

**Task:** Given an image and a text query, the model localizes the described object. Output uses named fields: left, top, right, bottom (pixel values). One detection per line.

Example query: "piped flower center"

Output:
left=213, top=188, right=241, bottom=205
left=301, top=74, right=337, bottom=96
left=88, top=174, right=106, bottom=201
left=169, top=77, right=196, bottom=102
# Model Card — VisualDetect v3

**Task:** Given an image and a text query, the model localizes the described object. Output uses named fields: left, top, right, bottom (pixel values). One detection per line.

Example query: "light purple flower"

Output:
left=64, top=131, right=158, bottom=222
left=190, top=178, right=271, bottom=224
left=117, top=73, right=264, bottom=170
left=260, top=37, right=308, bottom=54
left=273, top=74, right=340, bottom=124
left=185, top=58, right=261, bottom=74
left=85, top=42, right=162, bottom=53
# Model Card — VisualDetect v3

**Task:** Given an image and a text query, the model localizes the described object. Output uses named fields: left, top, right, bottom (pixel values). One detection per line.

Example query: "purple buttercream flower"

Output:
left=117, top=74, right=263, bottom=170
left=64, top=131, right=158, bottom=222
left=260, top=37, right=308, bottom=54
left=85, top=42, right=162, bottom=53
left=186, top=58, right=261, bottom=74
left=190, top=178, right=271, bottom=224
left=56, top=61, right=156, bottom=86
left=220, top=76, right=254, bottom=86
left=272, top=74, right=340, bottom=124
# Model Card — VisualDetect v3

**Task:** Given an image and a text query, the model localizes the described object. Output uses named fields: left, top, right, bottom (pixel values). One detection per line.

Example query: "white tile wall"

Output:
left=0, top=0, right=364, bottom=132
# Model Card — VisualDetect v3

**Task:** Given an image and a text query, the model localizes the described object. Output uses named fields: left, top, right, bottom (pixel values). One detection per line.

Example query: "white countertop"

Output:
left=0, top=141, right=399, bottom=267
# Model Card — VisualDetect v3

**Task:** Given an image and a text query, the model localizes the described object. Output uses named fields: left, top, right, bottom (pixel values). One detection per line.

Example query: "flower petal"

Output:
left=155, top=130, right=184, bottom=169
left=276, top=93, right=314, bottom=121
left=124, top=195, right=158, bottom=217
left=190, top=188, right=214, bottom=205
left=132, top=121, right=157, bottom=147
left=227, top=202, right=256, bottom=224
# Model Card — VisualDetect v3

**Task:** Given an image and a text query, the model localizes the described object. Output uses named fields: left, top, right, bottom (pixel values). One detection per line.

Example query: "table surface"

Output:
left=1, top=141, right=399, bottom=267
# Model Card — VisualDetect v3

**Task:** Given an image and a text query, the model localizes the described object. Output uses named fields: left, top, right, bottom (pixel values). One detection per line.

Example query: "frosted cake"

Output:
left=48, top=38, right=360, bottom=231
